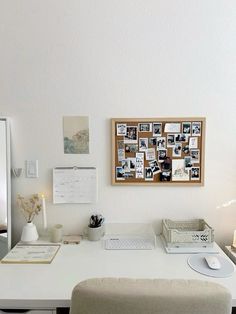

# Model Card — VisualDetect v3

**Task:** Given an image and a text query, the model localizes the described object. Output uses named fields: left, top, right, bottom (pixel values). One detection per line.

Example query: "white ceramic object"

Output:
left=50, top=224, right=63, bottom=243
left=21, top=222, right=39, bottom=242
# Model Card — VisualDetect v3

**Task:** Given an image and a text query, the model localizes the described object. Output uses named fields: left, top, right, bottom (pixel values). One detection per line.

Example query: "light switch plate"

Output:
left=25, top=160, right=39, bottom=178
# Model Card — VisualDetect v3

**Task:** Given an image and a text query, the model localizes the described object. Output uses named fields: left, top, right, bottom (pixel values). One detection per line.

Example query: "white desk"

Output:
left=0, top=237, right=235, bottom=310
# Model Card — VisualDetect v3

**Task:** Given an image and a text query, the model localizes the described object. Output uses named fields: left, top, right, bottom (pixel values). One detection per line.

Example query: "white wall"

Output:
left=0, top=0, right=235, bottom=246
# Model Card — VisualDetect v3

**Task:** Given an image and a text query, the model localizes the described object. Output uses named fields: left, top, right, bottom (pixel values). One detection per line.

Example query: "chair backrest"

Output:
left=70, top=278, right=232, bottom=314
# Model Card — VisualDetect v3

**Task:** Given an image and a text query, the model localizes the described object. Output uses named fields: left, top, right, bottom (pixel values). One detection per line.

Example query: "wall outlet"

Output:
left=25, top=160, right=39, bottom=178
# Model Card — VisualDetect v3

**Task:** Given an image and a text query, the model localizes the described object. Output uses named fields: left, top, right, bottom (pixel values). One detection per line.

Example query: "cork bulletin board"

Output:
left=111, top=118, right=205, bottom=186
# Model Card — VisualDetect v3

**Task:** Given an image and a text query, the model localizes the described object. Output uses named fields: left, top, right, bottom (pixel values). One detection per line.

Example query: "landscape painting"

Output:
left=63, top=116, right=89, bottom=154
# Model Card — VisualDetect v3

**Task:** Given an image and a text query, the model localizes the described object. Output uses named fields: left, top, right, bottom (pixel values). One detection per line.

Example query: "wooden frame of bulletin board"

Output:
left=111, top=117, right=205, bottom=186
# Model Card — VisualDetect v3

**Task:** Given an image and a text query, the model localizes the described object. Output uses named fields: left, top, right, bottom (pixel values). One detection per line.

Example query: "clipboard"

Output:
left=1, top=245, right=60, bottom=264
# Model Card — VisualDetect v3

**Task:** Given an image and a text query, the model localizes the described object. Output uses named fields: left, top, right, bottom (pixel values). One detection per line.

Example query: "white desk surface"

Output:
left=0, top=237, right=235, bottom=310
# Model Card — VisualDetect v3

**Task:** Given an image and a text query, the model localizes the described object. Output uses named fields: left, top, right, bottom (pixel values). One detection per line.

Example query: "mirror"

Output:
left=0, top=118, right=11, bottom=258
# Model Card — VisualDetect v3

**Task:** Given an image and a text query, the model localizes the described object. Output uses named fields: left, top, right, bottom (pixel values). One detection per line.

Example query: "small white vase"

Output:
left=21, top=222, right=39, bottom=242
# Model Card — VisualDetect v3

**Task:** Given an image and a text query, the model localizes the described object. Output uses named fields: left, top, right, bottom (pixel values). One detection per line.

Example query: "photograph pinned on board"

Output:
left=190, top=149, right=200, bottom=163
left=149, top=137, right=157, bottom=146
left=145, top=167, right=153, bottom=181
left=192, top=122, right=201, bottom=136
left=139, top=138, right=148, bottom=151
left=153, top=123, right=162, bottom=137
left=145, top=148, right=156, bottom=161
left=121, top=159, right=131, bottom=172
left=128, top=158, right=136, bottom=171
left=182, top=145, right=190, bottom=154
left=117, top=140, right=125, bottom=150
left=138, top=123, right=152, bottom=132
left=117, top=123, right=127, bottom=136
left=189, top=137, right=198, bottom=149
left=125, top=144, right=138, bottom=153
left=191, top=167, right=200, bottom=180
left=124, top=126, right=138, bottom=143
left=136, top=152, right=144, bottom=179
left=184, top=156, right=192, bottom=169
left=149, top=160, right=161, bottom=174
left=175, top=133, right=188, bottom=143
left=172, top=159, right=189, bottom=181
left=160, top=171, right=171, bottom=181
left=117, top=141, right=125, bottom=162
left=182, top=122, right=191, bottom=135
left=161, top=157, right=172, bottom=171
left=116, top=167, right=125, bottom=180
left=172, top=143, right=182, bottom=157
left=156, top=137, right=166, bottom=149
left=158, top=149, right=167, bottom=162
left=164, top=123, right=181, bottom=133
left=63, top=116, right=89, bottom=154
left=167, top=134, right=175, bottom=147
left=118, top=148, right=125, bottom=162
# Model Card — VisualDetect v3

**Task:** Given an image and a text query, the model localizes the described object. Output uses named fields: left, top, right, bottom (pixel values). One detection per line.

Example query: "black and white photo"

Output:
left=153, top=123, right=162, bottom=136
left=117, top=123, right=127, bottom=136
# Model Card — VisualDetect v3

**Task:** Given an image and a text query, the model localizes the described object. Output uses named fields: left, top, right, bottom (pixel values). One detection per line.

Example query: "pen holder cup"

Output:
left=84, top=225, right=105, bottom=241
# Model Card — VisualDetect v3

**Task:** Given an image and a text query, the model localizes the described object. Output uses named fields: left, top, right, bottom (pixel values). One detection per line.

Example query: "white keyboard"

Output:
left=105, top=238, right=154, bottom=250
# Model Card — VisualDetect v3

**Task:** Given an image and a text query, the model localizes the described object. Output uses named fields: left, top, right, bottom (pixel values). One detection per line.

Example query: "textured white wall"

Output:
left=0, top=0, right=235, bottom=246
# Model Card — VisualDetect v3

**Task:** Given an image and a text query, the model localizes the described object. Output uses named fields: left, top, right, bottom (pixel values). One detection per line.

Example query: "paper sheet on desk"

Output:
left=1, top=245, right=60, bottom=264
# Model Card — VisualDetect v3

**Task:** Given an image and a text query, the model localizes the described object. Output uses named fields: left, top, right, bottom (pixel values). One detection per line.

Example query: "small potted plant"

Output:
left=17, top=194, right=42, bottom=242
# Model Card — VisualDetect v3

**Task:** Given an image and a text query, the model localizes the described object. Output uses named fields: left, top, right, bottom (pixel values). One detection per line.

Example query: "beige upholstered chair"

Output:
left=70, top=278, right=231, bottom=314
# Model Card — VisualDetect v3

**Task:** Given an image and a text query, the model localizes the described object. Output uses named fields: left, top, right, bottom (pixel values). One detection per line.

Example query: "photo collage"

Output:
left=112, top=119, right=205, bottom=185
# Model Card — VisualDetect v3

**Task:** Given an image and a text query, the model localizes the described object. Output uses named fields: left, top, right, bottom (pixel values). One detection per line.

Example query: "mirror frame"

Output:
left=0, top=117, right=11, bottom=252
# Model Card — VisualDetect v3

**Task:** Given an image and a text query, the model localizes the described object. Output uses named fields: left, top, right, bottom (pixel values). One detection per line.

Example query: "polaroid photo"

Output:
left=149, top=137, right=157, bottom=146
left=124, top=126, right=138, bottom=144
left=156, top=137, right=166, bottom=149
left=118, top=148, right=125, bottom=162
left=125, top=144, right=138, bottom=153
left=139, top=138, right=148, bottom=151
left=145, top=167, right=153, bottom=181
left=138, top=123, right=152, bottom=132
left=167, top=134, right=175, bottom=147
left=160, top=171, right=171, bottom=182
left=191, top=167, right=200, bottom=180
left=116, top=167, right=125, bottom=180
left=149, top=160, right=161, bottom=174
left=192, top=122, right=201, bottom=136
left=175, top=133, right=188, bottom=143
left=136, top=152, right=144, bottom=178
left=153, top=123, right=162, bottom=137
left=189, top=137, right=198, bottom=149
left=158, top=149, right=167, bottom=162
left=182, top=145, right=190, bottom=154
left=145, top=148, right=156, bottom=161
left=184, top=156, right=192, bottom=169
left=172, top=159, right=189, bottom=181
left=190, top=149, right=200, bottom=163
left=117, top=123, right=127, bottom=136
left=182, top=122, right=191, bottom=135
left=172, top=143, right=182, bottom=157
left=121, top=159, right=130, bottom=172
left=128, top=158, right=136, bottom=171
